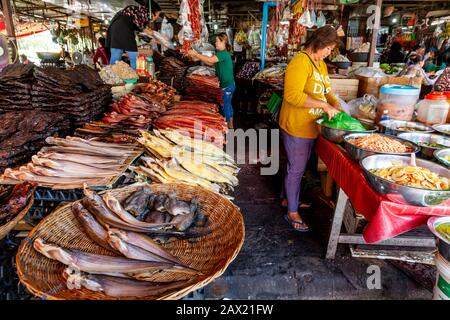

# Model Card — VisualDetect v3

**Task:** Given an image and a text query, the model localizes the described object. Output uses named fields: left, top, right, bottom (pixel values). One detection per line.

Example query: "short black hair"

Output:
left=151, top=0, right=161, bottom=13
left=98, top=37, right=106, bottom=47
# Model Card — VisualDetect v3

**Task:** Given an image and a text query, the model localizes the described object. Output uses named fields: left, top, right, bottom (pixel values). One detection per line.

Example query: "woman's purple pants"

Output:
left=281, top=129, right=315, bottom=213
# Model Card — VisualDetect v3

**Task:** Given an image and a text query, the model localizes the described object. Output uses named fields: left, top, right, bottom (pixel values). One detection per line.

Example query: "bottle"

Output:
left=146, top=57, right=155, bottom=79
left=380, top=110, right=390, bottom=122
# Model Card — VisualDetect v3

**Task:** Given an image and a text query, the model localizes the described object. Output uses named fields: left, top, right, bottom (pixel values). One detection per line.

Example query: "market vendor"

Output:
left=187, top=33, right=236, bottom=128
left=93, top=37, right=110, bottom=69
left=399, top=55, right=434, bottom=86
left=279, top=25, right=342, bottom=232
left=106, top=0, right=161, bottom=70
left=434, top=54, right=450, bottom=92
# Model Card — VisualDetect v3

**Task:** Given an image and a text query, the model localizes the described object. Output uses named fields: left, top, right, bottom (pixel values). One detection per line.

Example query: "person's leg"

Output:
left=109, top=48, right=124, bottom=65
left=126, top=51, right=138, bottom=70
left=222, top=83, right=235, bottom=127
left=281, top=130, right=315, bottom=230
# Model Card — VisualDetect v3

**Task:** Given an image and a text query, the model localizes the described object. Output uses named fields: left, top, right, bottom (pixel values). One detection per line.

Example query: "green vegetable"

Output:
left=436, top=223, right=450, bottom=242
left=322, top=112, right=367, bottom=131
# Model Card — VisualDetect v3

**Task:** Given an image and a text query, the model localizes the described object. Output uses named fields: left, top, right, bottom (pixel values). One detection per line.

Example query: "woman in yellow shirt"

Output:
left=279, top=26, right=341, bottom=232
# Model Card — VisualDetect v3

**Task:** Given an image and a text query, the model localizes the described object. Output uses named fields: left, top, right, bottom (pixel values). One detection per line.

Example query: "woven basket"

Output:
left=16, top=183, right=245, bottom=300
left=0, top=194, right=34, bottom=241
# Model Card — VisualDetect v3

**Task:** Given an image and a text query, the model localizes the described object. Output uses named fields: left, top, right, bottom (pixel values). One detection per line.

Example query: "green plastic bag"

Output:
left=322, top=112, right=366, bottom=131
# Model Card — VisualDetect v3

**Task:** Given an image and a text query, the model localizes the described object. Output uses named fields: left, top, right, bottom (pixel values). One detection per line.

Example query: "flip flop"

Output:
left=283, top=214, right=310, bottom=233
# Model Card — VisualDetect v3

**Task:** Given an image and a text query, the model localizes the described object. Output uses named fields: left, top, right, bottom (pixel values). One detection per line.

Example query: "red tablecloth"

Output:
left=315, top=136, right=450, bottom=243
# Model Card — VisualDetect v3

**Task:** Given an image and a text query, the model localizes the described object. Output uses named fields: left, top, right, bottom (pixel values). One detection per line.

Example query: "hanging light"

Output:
left=392, top=18, right=397, bottom=23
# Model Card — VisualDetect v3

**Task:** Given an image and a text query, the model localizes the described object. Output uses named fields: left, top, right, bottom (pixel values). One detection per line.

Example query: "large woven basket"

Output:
left=0, top=194, right=34, bottom=241
left=16, top=183, right=245, bottom=300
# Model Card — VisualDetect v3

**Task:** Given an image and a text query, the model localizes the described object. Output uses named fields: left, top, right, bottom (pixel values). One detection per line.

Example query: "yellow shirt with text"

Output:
left=279, top=51, right=338, bottom=139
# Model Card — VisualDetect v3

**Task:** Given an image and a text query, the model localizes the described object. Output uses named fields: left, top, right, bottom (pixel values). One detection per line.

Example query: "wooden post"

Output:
left=88, top=17, right=95, bottom=51
left=1, top=0, right=18, bottom=59
left=326, top=188, right=349, bottom=259
left=368, top=0, right=382, bottom=66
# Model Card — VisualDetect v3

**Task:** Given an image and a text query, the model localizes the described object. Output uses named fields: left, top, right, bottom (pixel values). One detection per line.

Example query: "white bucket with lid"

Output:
left=428, top=217, right=450, bottom=300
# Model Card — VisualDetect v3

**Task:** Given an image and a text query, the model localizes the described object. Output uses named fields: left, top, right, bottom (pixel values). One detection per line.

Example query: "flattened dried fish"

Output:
left=63, top=269, right=189, bottom=298
left=34, top=238, right=175, bottom=273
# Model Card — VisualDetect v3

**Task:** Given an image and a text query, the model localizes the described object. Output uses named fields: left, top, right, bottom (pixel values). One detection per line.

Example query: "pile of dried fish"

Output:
left=133, top=80, right=176, bottom=106
left=135, top=130, right=238, bottom=195
left=31, top=65, right=112, bottom=127
left=0, top=182, right=35, bottom=226
left=183, top=75, right=223, bottom=105
left=32, top=185, right=209, bottom=297
left=154, top=101, right=227, bottom=145
left=0, top=111, right=70, bottom=173
left=75, top=81, right=176, bottom=143
left=0, top=64, right=34, bottom=112
left=159, top=56, right=188, bottom=78
left=1, top=137, right=142, bottom=189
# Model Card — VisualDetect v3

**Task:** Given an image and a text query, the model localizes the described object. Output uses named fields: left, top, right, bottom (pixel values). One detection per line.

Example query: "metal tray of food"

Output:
left=379, top=120, right=434, bottom=136
left=360, top=154, right=450, bottom=207
left=343, top=133, right=420, bottom=161
left=316, top=119, right=378, bottom=144
left=433, top=124, right=450, bottom=137
left=397, top=132, right=450, bottom=159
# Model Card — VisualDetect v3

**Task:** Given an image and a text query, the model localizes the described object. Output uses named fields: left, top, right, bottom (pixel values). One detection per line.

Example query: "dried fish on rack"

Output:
left=0, top=137, right=142, bottom=189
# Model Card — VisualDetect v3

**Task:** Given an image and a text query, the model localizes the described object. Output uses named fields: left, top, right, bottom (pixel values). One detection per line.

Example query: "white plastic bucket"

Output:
left=433, top=253, right=450, bottom=300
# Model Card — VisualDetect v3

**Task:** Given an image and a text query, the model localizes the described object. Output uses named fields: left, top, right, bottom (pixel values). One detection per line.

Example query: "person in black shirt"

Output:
left=107, top=0, right=161, bottom=69
left=387, top=42, right=404, bottom=64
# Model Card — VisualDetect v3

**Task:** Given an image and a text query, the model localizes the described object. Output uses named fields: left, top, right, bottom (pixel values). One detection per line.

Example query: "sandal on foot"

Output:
left=283, top=214, right=310, bottom=233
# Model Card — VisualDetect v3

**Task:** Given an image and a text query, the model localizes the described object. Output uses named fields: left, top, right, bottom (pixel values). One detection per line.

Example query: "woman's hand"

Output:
left=323, top=104, right=340, bottom=119
left=187, top=50, right=196, bottom=58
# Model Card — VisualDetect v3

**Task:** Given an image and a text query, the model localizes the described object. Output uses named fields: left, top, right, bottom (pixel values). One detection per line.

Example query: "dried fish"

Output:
left=108, top=228, right=187, bottom=267
left=33, top=238, right=176, bottom=273
left=63, top=269, right=189, bottom=298
left=123, top=187, right=153, bottom=217
left=82, top=187, right=169, bottom=233
left=72, top=202, right=115, bottom=253
left=103, top=191, right=174, bottom=229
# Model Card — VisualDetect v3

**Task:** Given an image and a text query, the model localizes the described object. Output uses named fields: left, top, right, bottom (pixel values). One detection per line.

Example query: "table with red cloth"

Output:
left=315, top=136, right=450, bottom=244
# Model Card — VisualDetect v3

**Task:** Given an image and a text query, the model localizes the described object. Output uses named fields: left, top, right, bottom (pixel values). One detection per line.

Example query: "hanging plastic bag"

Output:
left=317, top=11, right=326, bottom=28
left=298, top=7, right=313, bottom=28
left=322, top=112, right=367, bottom=131
left=310, top=9, right=317, bottom=27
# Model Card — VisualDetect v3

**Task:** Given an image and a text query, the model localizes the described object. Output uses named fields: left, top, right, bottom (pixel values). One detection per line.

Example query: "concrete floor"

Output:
left=201, top=115, right=433, bottom=300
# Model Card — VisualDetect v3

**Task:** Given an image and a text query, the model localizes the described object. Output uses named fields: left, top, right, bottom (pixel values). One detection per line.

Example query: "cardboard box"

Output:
left=356, top=75, right=422, bottom=98
left=330, top=78, right=360, bottom=102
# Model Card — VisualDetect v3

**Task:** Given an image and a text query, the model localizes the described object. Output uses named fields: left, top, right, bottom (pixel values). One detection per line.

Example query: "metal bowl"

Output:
left=316, top=119, right=378, bottom=144
left=379, top=120, right=434, bottom=136
left=433, top=124, right=450, bottom=137
left=36, top=52, right=61, bottom=61
left=427, top=217, right=450, bottom=261
left=343, top=133, right=420, bottom=161
left=434, top=148, right=450, bottom=168
left=361, top=154, right=450, bottom=207
left=397, top=133, right=450, bottom=159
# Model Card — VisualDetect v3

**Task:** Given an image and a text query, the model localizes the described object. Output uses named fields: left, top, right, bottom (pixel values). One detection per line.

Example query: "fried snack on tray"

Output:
left=369, top=165, right=450, bottom=190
